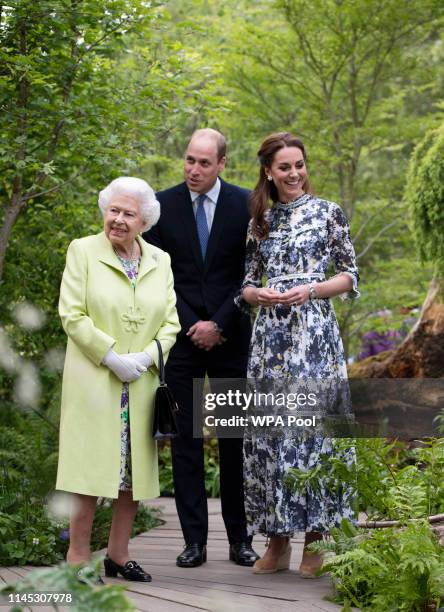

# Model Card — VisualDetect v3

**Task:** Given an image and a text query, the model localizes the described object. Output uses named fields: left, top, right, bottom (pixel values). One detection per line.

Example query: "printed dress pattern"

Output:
left=117, top=255, right=140, bottom=491
left=238, top=193, right=359, bottom=536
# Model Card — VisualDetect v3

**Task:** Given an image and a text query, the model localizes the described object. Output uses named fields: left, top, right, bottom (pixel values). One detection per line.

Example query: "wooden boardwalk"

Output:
left=0, top=498, right=341, bottom=611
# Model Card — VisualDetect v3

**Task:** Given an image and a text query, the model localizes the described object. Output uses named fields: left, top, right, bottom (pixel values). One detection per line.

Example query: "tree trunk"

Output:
left=0, top=196, right=24, bottom=282
left=349, top=275, right=444, bottom=378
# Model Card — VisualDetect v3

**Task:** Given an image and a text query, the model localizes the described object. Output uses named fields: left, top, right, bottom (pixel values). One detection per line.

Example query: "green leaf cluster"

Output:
left=0, top=412, right=69, bottom=565
left=158, top=438, right=221, bottom=497
left=286, top=437, right=444, bottom=520
left=406, top=123, right=444, bottom=273
left=286, top=435, right=444, bottom=607
left=0, top=407, right=162, bottom=565
left=311, top=519, right=444, bottom=610
left=0, top=558, right=135, bottom=611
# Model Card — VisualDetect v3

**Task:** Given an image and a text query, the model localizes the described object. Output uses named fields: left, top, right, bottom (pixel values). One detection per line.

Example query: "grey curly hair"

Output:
left=98, top=177, right=160, bottom=232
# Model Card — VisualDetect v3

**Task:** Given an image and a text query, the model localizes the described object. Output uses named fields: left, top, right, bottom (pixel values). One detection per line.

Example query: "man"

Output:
left=144, top=128, right=258, bottom=568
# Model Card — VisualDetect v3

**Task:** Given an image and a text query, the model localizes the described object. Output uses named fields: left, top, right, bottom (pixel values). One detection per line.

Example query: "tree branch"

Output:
left=22, top=169, right=83, bottom=202
left=356, top=218, right=401, bottom=260
left=353, top=201, right=394, bottom=243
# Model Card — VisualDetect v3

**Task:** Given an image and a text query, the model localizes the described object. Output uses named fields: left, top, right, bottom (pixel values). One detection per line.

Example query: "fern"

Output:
left=312, top=519, right=444, bottom=610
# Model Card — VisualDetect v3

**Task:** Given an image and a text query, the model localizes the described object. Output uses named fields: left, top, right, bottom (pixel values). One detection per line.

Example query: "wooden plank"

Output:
left=1, top=498, right=341, bottom=611
left=0, top=568, right=24, bottom=584
left=131, top=572, right=331, bottom=602
left=7, top=567, right=31, bottom=579
left=108, top=582, right=217, bottom=610
left=127, top=577, right=311, bottom=608
left=121, top=590, right=193, bottom=612
left=114, top=562, right=332, bottom=597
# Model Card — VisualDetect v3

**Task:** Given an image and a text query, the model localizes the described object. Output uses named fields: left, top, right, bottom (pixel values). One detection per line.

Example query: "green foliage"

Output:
left=0, top=0, right=227, bottom=282
left=286, top=438, right=444, bottom=520
left=310, top=519, right=444, bottom=610
left=287, top=437, right=444, bottom=607
left=204, top=439, right=221, bottom=498
left=158, top=439, right=220, bottom=497
left=0, top=558, right=135, bottom=611
left=0, top=0, right=164, bottom=191
left=0, top=410, right=65, bottom=565
left=158, top=443, right=174, bottom=496
left=90, top=502, right=162, bottom=552
left=0, top=410, right=162, bottom=565
left=406, top=123, right=444, bottom=273
left=1, top=4, right=444, bottom=604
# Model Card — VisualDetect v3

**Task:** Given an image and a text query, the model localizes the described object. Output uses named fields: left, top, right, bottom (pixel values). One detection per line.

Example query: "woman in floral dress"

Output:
left=238, top=133, right=359, bottom=577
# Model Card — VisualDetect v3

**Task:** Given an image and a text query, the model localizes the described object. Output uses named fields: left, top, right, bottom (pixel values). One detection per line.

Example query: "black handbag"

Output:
left=152, top=339, right=179, bottom=439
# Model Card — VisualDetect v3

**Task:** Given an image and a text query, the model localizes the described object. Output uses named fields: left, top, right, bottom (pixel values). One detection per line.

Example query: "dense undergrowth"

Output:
left=287, top=428, right=444, bottom=611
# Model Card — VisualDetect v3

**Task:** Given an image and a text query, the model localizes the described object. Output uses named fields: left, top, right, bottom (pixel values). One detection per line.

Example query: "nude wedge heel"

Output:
left=252, top=541, right=292, bottom=574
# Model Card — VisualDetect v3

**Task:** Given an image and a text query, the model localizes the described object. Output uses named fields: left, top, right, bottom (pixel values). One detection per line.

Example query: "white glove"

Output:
left=127, top=351, right=153, bottom=369
left=102, top=349, right=147, bottom=383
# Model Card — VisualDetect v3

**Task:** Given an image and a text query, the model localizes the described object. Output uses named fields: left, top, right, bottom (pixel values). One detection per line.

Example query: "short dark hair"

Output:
left=189, top=128, right=226, bottom=160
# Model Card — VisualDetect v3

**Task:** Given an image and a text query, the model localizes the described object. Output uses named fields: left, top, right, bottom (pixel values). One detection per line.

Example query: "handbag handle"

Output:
left=154, top=339, right=166, bottom=386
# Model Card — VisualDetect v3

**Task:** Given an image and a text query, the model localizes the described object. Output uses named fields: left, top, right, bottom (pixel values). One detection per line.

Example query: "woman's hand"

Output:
left=102, top=349, right=147, bottom=382
left=243, top=286, right=283, bottom=307
left=127, top=351, right=153, bottom=369
left=277, top=285, right=310, bottom=306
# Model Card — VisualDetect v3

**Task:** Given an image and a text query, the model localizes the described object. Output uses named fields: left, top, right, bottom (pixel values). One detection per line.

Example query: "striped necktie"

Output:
left=195, top=194, right=209, bottom=258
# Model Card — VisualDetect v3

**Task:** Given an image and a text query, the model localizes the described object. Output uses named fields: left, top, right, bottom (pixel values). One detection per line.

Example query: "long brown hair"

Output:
left=249, top=132, right=312, bottom=239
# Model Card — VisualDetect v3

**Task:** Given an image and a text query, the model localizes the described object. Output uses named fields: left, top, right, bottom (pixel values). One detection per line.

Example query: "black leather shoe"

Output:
left=229, top=542, right=260, bottom=566
left=104, top=555, right=152, bottom=582
left=176, top=543, right=207, bottom=568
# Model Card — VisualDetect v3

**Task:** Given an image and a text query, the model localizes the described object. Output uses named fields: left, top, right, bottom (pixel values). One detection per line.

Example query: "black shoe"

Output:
left=229, top=542, right=260, bottom=566
left=176, top=543, right=207, bottom=568
left=104, top=555, right=152, bottom=582
left=76, top=567, right=105, bottom=586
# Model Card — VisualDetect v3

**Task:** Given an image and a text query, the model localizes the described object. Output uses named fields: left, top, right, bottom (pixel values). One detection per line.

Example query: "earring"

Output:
left=267, top=175, right=272, bottom=181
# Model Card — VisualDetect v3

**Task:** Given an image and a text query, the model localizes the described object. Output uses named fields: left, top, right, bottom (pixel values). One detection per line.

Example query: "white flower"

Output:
left=13, top=302, right=46, bottom=331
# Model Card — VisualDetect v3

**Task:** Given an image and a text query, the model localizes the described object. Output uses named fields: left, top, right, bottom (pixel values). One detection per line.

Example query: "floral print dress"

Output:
left=239, top=193, right=359, bottom=536
left=117, top=255, right=140, bottom=491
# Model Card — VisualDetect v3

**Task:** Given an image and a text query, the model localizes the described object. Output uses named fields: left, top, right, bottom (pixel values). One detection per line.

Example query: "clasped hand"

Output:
left=102, top=349, right=153, bottom=382
left=256, top=285, right=310, bottom=307
left=187, top=320, right=226, bottom=351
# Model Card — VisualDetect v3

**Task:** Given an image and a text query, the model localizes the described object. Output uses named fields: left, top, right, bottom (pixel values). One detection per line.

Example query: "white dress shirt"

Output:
left=190, top=177, right=221, bottom=232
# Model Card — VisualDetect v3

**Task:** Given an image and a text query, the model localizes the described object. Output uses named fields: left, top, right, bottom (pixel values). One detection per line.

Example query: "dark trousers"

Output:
left=166, top=336, right=249, bottom=545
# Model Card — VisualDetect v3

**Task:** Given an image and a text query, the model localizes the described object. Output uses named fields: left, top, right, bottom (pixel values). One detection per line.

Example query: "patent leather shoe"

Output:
left=176, top=543, right=207, bottom=568
left=229, top=541, right=260, bottom=566
left=104, top=555, right=152, bottom=582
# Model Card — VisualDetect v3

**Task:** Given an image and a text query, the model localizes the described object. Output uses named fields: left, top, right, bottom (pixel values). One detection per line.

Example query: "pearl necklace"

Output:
left=113, top=241, right=137, bottom=261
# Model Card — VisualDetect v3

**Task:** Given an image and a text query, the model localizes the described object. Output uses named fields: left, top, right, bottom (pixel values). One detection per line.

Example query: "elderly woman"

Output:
left=56, top=177, right=180, bottom=583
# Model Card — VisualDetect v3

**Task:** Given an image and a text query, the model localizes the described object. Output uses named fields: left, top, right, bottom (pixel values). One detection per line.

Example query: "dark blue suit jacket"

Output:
left=143, top=178, right=251, bottom=351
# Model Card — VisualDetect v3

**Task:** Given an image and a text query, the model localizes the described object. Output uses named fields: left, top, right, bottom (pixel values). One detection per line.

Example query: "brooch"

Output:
left=121, top=306, right=146, bottom=332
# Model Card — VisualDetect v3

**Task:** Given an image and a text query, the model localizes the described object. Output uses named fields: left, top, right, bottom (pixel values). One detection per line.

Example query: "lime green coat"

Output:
left=56, top=232, right=180, bottom=500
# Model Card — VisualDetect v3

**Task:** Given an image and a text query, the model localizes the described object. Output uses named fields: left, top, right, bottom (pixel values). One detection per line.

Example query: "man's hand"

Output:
left=187, top=320, right=225, bottom=351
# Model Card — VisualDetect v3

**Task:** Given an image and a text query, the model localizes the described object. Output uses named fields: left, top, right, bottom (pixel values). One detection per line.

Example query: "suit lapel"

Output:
left=204, top=179, right=229, bottom=273
left=178, top=183, right=204, bottom=272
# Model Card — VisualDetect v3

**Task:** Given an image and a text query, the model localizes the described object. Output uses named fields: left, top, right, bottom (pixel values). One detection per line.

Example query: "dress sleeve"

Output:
left=234, top=219, right=263, bottom=314
left=144, top=252, right=181, bottom=367
left=327, top=203, right=360, bottom=301
left=59, top=239, right=116, bottom=365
